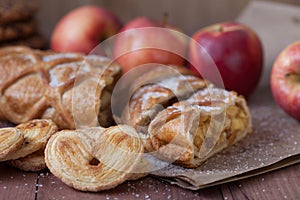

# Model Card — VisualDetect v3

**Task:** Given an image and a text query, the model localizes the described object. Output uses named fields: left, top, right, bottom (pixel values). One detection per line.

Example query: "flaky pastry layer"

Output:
left=148, top=88, right=252, bottom=168
left=45, top=125, right=144, bottom=192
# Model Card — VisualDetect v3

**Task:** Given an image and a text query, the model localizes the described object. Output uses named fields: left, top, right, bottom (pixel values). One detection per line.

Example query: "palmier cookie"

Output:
left=1, top=119, right=58, bottom=161
left=0, top=128, right=23, bottom=161
left=8, top=148, right=46, bottom=172
left=45, top=125, right=144, bottom=192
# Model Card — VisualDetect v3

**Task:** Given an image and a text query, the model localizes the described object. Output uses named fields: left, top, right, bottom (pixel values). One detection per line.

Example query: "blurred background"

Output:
left=38, top=0, right=300, bottom=39
left=37, top=0, right=300, bottom=88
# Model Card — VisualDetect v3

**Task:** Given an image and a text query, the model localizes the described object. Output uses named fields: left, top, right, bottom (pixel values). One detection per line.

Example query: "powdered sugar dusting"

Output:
left=42, top=53, right=80, bottom=62
left=0, top=164, right=36, bottom=195
left=49, top=63, right=80, bottom=87
left=188, top=88, right=234, bottom=104
left=158, top=75, right=198, bottom=93
left=86, top=54, right=111, bottom=62
left=130, top=85, right=169, bottom=111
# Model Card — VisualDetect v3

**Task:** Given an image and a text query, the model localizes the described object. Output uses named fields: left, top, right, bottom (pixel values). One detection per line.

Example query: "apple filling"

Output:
left=193, top=104, right=248, bottom=157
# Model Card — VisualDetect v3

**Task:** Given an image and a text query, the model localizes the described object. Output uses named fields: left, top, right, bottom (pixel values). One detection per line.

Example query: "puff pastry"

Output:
left=8, top=148, right=46, bottom=172
left=148, top=88, right=252, bottom=168
left=120, top=65, right=212, bottom=151
left=0, top=119, right=58, bottom=161
left=0, top=46, right=121, bottom=129
left=45, top=125, right=144, bottom=192
left=118, top=65, right=252, bottom=168
left=0, top=128, right=23, bottom=160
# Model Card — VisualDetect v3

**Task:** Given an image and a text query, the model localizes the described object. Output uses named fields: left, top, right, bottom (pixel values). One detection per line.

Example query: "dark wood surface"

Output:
left=0, top=162, right=299, bottom=200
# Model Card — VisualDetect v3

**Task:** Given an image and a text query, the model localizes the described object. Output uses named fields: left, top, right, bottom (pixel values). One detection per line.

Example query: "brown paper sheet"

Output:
left=149, top=87, right=300, bottom=190
left=154, top=155, right=300, bottom=190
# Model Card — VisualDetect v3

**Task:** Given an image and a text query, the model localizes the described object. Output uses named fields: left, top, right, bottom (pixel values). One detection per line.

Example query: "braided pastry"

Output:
left=45, top=125, right=144, bottom=192
left=0, top=46, right=121, bottom=129
left=118, top=65, right=252, bottom=168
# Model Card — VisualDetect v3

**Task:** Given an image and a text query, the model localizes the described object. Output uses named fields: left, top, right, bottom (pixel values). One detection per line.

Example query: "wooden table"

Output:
left=1, top=161, right=299, bottom=199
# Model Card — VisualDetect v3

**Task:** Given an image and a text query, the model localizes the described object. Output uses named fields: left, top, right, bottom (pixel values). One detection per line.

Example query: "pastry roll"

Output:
left=119, top=65, right=212, bottom=150
left=0, top=46, right=121, bottom=129
left=148, top=88, right=252, bottom=168
left=118, top=65, right=252, bottom=168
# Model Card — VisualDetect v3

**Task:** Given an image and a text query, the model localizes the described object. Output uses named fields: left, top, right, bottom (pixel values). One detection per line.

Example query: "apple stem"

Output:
left=285, top=73, right=291, bottom=78
left=218, top=26, right=223, bottom=32
left=162, top=11, right=169, bottom=26
left=284, top=73, right=300, bottom=83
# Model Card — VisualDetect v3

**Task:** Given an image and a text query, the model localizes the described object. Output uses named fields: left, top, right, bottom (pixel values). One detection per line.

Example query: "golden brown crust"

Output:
left=119, top=66, right=212, bottom=151
left=0, top=128, right=23, bottom=161
left=45, top=125, right=144, bottom=192
left=130, top=65, right=196, bottom=90
left=0, top=119, right=58, bottom=161
left=8, top=148, right=46, bottom=172
left=0, top=46, right=121, bottom=129
left=123, top=75, right=209, bottom=128
left=148, top=88, right=252, bottom=168
left=115, top=65, right=252, bottom=168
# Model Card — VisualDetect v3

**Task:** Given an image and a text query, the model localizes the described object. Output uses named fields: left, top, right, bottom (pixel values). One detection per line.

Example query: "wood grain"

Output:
left=36, top=172, right=223, bottom=199
left=0, top=164, right=37, bottom=200
left=219, top=163, right=300, bottom=200
left=1, top=163, right=299, bottom=199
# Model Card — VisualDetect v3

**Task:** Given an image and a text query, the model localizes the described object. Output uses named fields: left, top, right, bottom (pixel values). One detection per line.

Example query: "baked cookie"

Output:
left=0, top=0, right=38, bottom=25
left=0, top=119, right=58, bottom=161
left=0, top=19, right=37, bottom=42
left=0, top=128, right=23, bottom=161
left=45, top=125, right=144, bottom=192
left=8, top=148, right=46, bottom=172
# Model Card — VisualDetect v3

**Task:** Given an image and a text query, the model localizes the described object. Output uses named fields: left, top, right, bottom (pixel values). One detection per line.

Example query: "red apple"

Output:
left=271, top=41, right=300, bottom=121
left=113, top=17, right=187, bottom=73
left=51, top=5, right=122, bottom=54
left=189, top=22, right=263, bottom=97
